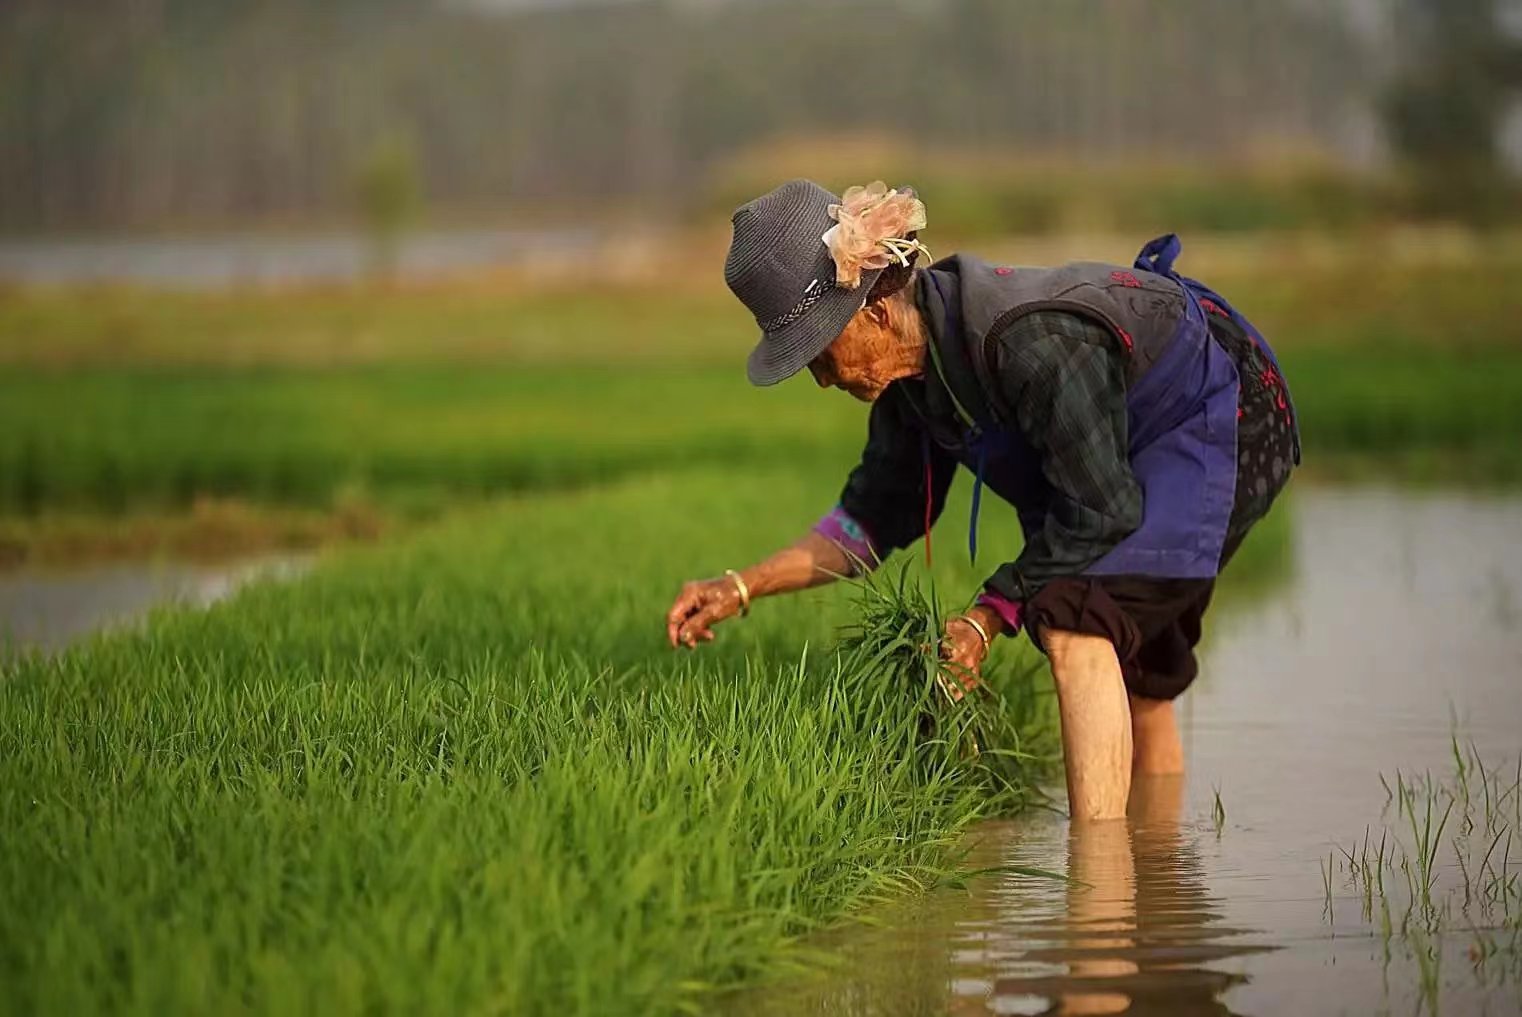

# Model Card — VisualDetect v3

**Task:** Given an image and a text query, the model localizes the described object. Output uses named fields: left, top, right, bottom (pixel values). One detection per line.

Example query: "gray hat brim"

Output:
left=745, top=265, right=885, bottom=387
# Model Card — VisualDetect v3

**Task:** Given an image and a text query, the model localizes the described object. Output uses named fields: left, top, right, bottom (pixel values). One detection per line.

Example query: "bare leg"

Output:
left=1127, top=772, right=1185, bottom=827
left=1045, top=629, right=1133, bottom=821
left=1129, top=695, right=1185, bottom=777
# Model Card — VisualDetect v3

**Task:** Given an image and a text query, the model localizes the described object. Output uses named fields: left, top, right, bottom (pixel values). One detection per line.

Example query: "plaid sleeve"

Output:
left=982, top=312, right=1142, bottom=604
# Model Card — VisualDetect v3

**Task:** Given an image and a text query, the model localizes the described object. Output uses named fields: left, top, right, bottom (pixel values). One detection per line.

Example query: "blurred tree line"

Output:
left=1384, top=0, right=1522, bottom=221
left=0, top=0, right=1514, bottom=233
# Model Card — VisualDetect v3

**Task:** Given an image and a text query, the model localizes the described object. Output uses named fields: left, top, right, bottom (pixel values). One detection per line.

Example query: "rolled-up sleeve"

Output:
left=812, top=504, right=881, bottom=570
left=821, top=385, right=958, bottom=568
left=981, top=315, right=1142, bottom=605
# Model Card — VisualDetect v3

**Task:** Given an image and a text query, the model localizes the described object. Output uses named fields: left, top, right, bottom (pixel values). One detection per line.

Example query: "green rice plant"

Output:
left=2, top=341, right=1513, bottom=530
left=835, top=559, right=1054, bottom=809
left=3, top=261, right=1522, bottom=539
left=1322, top=850, right=1336, bottom=922
left=1212, top=784, right=1227, bottom=836
left=1328, top=743, right=1522, bottom=1005
left=1403, top=775, right=1456, bottom=920
left=0, top=366, right=863, bottom=519
left=1338, top=826, right=1381, bottom=922
left=1453, top=733, right=1474, bottom=836
left=1411, top=927, right=1444, bottom=1014
left=0, top=469, right=1062, bottom=1016
left=1278, top=343, right=1522, bottom=485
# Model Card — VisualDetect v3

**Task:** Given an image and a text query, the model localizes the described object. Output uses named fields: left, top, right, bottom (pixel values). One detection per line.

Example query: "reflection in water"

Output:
left=969, top=780, right=1268, bottom=1017
left=731, top=487, right=1522, bottom=1016
left=734, top=782, right=1269, bottom=1017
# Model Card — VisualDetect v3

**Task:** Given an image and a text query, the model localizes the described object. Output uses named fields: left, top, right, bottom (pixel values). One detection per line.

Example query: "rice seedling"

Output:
left=1212, top=784, right=1227, bottom=836
left=1325, top=740, right=1522, bottom=1011
left=1411, top=928, right=1443, bottom=1014
left=1403, top=775, right=1455, bottom=919
left=1514, top=756, right=1521, bottom=831
left=0, top=469, right=1059, bottom=1015
left=1337, top=825, right=1382, bottom=922
left=0, top=366, right=862, bottom=520
left=1322, top=851, right=1336, bottom=922
left=835, top=559, right=1053, bottom=806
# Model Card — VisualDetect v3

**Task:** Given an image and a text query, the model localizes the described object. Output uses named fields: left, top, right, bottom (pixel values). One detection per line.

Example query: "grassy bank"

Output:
left=0, top=468, right=1056, bottom=1015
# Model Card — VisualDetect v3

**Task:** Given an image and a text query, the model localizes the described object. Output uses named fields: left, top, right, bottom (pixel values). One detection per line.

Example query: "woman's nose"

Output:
left=808, top=363, right=831, bottom=388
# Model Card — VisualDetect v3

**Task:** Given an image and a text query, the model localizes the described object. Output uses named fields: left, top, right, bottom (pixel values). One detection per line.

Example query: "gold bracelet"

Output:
left=952, top=613, right=990, bottom=653
left=724, top=569, right=751, bottom=617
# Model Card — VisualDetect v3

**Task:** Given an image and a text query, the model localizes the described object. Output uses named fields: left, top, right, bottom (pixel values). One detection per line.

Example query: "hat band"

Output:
left=759, top=277, right=833, bottom=333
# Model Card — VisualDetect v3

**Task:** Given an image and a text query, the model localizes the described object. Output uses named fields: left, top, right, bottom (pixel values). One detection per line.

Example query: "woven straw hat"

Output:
left=723, top=179, right=886, bottom=386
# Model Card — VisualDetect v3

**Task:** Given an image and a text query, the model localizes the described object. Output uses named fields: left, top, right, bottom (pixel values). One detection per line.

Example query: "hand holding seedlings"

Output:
left=939, top=607, right=1003, bottom=700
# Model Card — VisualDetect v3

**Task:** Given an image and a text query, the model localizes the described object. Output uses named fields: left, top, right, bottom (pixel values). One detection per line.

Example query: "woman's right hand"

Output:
left=666, top=576, right=744, bottom=649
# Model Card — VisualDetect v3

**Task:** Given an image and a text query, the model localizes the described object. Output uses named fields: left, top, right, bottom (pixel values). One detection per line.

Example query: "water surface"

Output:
left=738, top=487, right=1522, bottom=1016
left=0, top=228, right=597, bottom=287
left=0, top=555, right=306, bottom=654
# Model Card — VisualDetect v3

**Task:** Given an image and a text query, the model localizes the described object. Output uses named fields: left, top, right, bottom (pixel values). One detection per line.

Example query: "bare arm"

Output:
left=666, top=384, right=956, bottom=650
left=743, top=529, right=855, bottom=597
left=665, top=531, right=854, bottom=649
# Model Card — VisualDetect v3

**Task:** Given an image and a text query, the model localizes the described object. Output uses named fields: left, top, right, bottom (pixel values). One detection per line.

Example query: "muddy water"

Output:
left=0, top=555, right=306, bottom=654
left=739, top=487, right=1522, bottom=1017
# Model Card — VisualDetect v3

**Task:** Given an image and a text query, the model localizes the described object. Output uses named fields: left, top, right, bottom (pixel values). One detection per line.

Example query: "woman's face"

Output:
left=807, top=300, right=905, bottom=403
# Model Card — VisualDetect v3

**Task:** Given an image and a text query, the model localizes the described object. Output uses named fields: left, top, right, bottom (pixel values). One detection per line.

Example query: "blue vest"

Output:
left=924, top=234, right=1294, bottom=580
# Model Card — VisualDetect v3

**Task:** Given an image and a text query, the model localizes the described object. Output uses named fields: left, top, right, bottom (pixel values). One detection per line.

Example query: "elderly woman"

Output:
left=665, top=180, right=1297, bottom=820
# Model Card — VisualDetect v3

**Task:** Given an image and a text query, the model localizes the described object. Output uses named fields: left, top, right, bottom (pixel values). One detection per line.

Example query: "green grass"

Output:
left=0, top=366, right=858, bottom=516
left=1278, top=344, right=1522, bottom=484
left=0, top=283, right=742, bottom=369
left=2, top=342, right=1518, bottom=531
left=4, top=252, right=1522, bottom=536
left=0, top=467, right=1061, bottom=1016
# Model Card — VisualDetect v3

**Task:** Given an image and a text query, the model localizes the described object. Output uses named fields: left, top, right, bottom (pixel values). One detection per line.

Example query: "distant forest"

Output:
left=0, top=0, right=1394, bottom=231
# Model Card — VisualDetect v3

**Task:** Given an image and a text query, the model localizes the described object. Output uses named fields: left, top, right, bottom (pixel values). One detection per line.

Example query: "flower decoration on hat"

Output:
left=821, top=181, right=931, bottom=290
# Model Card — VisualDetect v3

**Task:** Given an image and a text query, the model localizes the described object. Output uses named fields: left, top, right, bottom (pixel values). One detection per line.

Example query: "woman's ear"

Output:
left=864, top=300, right=892, bottom=327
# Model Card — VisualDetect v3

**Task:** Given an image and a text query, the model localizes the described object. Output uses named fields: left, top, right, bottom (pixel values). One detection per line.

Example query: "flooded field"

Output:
left=735, top=487, right=1522, bottom=1016
left=0, top=555, right=306, bottom=654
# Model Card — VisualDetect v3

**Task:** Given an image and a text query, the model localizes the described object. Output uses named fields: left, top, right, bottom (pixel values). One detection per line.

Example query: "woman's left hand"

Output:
left=939, top=608, right=1000, bottom=700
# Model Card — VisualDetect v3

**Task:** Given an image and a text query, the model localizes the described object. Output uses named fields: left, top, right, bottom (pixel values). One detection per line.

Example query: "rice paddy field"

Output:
left=2, top=467, right=1065, bottom=1015
left=4, top=246, right=1522, bottom=539
left=2, top=239, right=1521, bottom=1014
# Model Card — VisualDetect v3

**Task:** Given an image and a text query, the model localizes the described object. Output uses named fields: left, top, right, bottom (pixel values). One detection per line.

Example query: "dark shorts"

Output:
left=1026, top=314, right=1296, bottom=702
left=1024, top=536, right=1240, bottom=701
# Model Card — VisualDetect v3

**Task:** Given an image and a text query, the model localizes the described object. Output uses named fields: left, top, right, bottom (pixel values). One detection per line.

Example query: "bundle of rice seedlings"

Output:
left=834, top=559, right=1046, bottom=811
